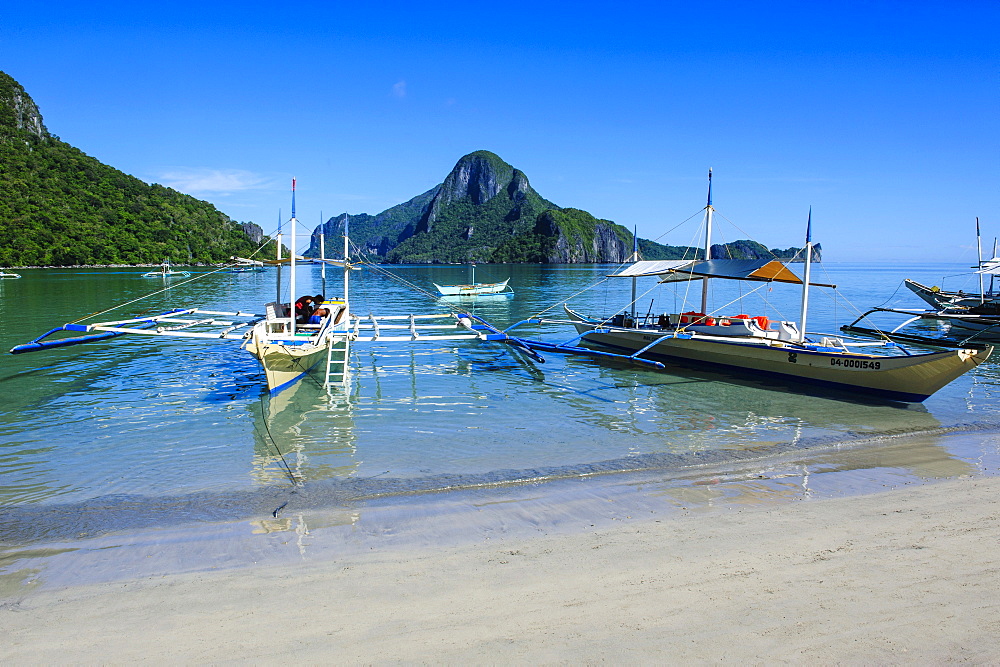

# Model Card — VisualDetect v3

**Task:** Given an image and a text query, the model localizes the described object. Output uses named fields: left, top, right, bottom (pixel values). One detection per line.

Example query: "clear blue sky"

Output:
left=3, top=1, right=998, bottom=261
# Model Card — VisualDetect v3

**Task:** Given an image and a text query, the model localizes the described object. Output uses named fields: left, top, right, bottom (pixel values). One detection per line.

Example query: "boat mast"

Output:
left=700, top=168, right=713, bottom=314
left=320, top=211, right=326, bottom=288
left=290, top=179, right=297, bottom=337
left=275, top=209, right=282, bottom=306
left=976, top=217, right=984, bottom=305
left=630, top=226, right=638, bottom=320
left=797, top=207, right=813, bottom=344
left=992, top=237, right=997, bottom=296
left=343, top=213, right=350, bottom=308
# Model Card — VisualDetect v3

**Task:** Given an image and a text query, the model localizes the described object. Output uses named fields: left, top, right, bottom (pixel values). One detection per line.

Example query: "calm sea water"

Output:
left=2, top=262, right=1000, bottom=544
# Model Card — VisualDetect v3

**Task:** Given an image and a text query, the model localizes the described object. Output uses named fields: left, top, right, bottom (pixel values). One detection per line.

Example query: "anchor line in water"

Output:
left=256, top=392, right=302, bottom=487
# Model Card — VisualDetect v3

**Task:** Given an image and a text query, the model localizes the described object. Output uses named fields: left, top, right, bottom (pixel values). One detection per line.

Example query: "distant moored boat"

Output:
left=142, top=260, right=191, bottom=278
left=434, top=265, right=512, bottom=297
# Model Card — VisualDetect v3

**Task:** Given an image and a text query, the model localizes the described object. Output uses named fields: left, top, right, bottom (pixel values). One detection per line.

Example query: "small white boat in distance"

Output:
left=142, top=260, right=191, bottom=278
left=434, top=278, right=511, bottom=296
left=230, top=257, right=265, bottom=273
left=434, top=265, right=512, bottom=297
left=0, top=270, right=21, bottom=279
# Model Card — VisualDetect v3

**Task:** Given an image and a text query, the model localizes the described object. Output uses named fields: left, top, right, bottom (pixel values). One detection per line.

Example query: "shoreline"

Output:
left=3, top=423, right=997, bottom=548
left=3, top=474, right=999, bottom=661
left=3, top=425, right=1000, bottom=661
left=3, top=263, right=224, bottom=269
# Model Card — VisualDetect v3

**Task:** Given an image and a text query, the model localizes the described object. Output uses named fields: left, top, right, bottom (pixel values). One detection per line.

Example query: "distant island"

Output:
left=0, top=71, right=817, bottom=268
left=306, top=151, right=820, bottom=264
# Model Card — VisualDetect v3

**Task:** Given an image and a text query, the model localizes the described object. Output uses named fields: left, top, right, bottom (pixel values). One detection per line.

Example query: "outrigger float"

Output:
left=843, top=306, right=1000, bottom=348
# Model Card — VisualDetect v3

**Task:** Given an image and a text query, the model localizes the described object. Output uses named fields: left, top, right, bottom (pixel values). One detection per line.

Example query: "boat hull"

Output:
left=565, top=308, right=991, bottom=402
left=434, top=279, right=510, bottom=296
left=246, top=323, right=343, bottom=394
left=947, top=317, right=1000, bottom=338
left=905, top=279, right=1000, bottom=311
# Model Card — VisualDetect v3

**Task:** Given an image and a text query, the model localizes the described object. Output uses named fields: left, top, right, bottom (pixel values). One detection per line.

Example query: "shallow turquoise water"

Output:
left=1, top=262, right=999, bottom=543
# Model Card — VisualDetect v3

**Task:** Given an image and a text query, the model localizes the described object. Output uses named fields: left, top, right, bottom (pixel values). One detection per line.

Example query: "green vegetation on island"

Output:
left=1, top=71, right=813, bottom=268
left=0, top=71, right=269, bottom=267
left=310, top=151, right=817, bottom=264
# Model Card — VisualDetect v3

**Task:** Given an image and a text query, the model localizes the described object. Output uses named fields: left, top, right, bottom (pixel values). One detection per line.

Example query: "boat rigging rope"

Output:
left=531, top=276, right=614, bottom=320
left=67, top=235, right=279, bottom=325
left=644, top=207, right=706, bottom=246
left=356, top=259, right=447, bottom=306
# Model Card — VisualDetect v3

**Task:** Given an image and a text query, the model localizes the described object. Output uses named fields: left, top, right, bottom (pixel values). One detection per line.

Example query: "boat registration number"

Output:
left=830, top=358, right=881, bottom=370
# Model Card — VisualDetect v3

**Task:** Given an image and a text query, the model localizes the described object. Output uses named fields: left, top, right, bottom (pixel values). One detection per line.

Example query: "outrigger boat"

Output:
left=11, top=181, right=497, bottom=395
left=485, top=171, right=991, bottom=403
left=434, top=265, right=512, bottom=297
left=0, top=270, right=21, bottom=279
left=142, top=259, right=191, bottom=278
left=844, top=304, right=1000, bottom=347
left=905, top=218, right=1000, bottom=312
left=904, top=279, right=1000, bottom=311
left=229, top=257, right=265, bottom=273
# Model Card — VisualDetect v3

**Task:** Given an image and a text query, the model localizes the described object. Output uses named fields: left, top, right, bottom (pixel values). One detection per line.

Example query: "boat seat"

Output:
left=679, top=311, right=714, bottom=326
left=264, top=302, right=291, bottom=320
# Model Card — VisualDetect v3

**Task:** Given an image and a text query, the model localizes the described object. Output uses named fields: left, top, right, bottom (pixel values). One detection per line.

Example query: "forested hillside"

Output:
left=0, top=71, right=268, bottom=266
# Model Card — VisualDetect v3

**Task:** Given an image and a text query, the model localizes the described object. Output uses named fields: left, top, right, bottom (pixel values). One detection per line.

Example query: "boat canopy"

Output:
left=658, top=259, right=836, bottom=287
left=975, top=257, right=1000, bottom=274
left=608, top=260, right=694, bottom=277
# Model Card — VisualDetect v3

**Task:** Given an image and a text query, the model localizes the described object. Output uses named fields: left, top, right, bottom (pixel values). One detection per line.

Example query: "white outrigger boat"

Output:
left=142, top=259, right=191, bottom=278
left=0, top=270, right=21, bottom=279
left=11, top=181, right=498, bottom=394
left=905, top=218, right=1000, bottom=312
left=844, top=305, right=1000, bottom=347
left=485, top=171, right=991, bottom=403
left=904, top=279, right=1000, bottom=311
left=434, top=265, right=512, bottom=297
left=230, top=257, right=265, bottom=273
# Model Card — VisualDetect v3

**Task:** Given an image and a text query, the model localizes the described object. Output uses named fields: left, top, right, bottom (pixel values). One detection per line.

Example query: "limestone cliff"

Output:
left=0, top=73, right=47, bottom=140
left=308, top=151, right=632, bottom=264
left=534, top=209, right=632, bottom=263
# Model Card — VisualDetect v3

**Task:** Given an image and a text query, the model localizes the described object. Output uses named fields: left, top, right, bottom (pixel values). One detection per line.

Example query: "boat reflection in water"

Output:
left=651, top=432, right=978, bottom=512
left=250, top=378, right=361, bottom=486
left=248, top=379, right=361, bottom=545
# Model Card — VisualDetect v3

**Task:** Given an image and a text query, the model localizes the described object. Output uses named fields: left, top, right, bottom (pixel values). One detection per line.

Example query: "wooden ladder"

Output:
left=323, top=336, right=350, bottom=386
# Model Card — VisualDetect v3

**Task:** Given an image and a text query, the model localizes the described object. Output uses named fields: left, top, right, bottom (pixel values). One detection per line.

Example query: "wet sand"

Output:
left=4, top=470, right=1000, bottom=663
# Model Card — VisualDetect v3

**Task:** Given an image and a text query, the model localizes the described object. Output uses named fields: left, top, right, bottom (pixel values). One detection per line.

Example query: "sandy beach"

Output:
left=3, top=471, right=999, bottom=663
